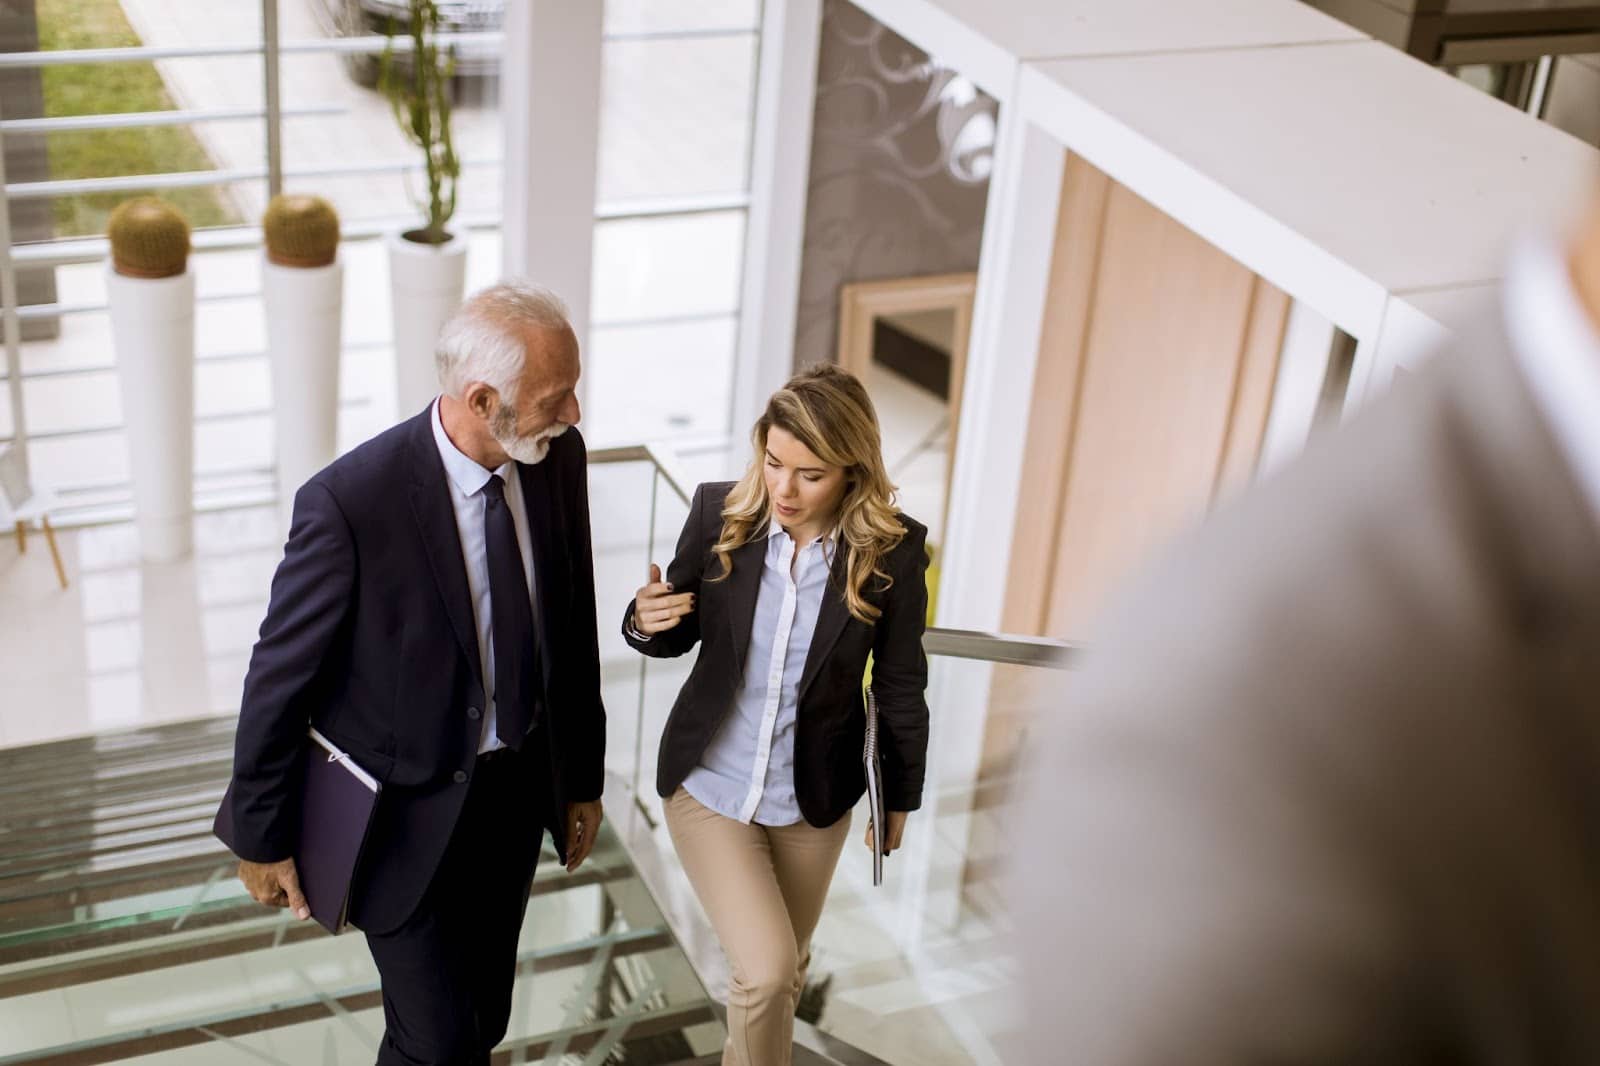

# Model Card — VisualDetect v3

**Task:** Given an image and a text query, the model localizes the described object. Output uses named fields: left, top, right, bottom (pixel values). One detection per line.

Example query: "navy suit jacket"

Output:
left=225, top=405, right=606, bottom=933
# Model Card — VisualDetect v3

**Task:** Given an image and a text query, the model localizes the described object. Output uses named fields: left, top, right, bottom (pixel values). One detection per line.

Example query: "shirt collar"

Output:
left=431, top=398, right=516, bottom=497
left=767, top=515, right=837, bottom=549
left=1503, top=236, right=1600, bottom=526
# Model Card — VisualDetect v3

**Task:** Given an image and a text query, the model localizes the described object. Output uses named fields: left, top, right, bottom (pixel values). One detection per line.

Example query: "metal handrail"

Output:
left=587, top=443, right=697, bottom=507
left=5, top=194, right=748, bottom=271
left=0, top=24, right=760, bottom=71
left=924, top=627, right=1074, bottom=667
left=6, top=213, right=505, bottom=269
left=4, top=155, right=502, bottom=200
left=586, top=445, right=1077, bottom=670
left=0, top=105, right=342, bottom=136
left=0, top=32, right=503, bottom=69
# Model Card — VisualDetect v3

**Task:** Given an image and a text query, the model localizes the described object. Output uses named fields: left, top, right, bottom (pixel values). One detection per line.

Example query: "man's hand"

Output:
left=864, top=810, right=909, bottom=855
left=238, top=857, right=310, bottom=920
left=564, top=800, right=604, bottom=873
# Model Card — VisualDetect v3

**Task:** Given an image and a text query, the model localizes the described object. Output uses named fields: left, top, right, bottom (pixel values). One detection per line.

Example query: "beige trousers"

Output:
left=664, top=787, right=853, bottom=1066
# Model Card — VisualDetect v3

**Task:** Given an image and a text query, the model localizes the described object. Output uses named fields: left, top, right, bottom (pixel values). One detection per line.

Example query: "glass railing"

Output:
left=0, top=442, right=1071, bottom=1066
left=0, top=715, right=728, bottom=1064
left=590, top=444, right=1074, bottom=1066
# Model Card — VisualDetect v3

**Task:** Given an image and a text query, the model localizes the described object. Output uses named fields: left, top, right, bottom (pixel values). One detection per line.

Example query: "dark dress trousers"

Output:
left=224, top=405, right=606, bottom=1064
left=623, top=481, right=930, bottom=825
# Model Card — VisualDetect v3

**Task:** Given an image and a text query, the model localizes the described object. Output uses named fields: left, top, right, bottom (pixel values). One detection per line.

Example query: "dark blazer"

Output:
left=623, top=481, right=930, bottom=827
left=224, top=405, right=606, bottom=934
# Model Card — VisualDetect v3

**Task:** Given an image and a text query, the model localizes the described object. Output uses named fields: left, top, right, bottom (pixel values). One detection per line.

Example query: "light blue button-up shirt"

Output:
left=430, top=398, right=537, bottom=755
left=682, top=520, right=835, bottom=826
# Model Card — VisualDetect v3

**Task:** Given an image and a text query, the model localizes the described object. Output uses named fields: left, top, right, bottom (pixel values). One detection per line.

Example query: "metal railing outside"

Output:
left=0, top=10, right=762, bottom=517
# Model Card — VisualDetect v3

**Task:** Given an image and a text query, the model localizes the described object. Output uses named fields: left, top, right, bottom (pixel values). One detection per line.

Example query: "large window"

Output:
left=0, top=0, right=764, bottom=523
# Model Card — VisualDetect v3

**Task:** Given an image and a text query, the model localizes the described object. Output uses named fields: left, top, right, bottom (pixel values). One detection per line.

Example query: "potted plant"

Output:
left=262, top=193, right=343, bottom=532
left=380, top=0, right=467, bottom=420
left=105, top=196, right=195, bottom=562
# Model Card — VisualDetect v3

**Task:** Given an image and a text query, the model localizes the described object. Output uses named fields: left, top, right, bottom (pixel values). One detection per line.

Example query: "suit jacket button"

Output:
left=466, top=706, right=481, bottom=721
left=453, top=770, right=468, bottom=784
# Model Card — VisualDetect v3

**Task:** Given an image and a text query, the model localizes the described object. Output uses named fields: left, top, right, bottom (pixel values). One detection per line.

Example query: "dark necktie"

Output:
left=482, top=473, right=538, bottom=748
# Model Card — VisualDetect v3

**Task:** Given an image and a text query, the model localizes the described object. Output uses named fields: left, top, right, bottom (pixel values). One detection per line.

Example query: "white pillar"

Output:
left=935, top=114, right=1064, bottom=634
left=904, top=108, right=1065, bottom=934
left=728, top=0, right=823, bottom=463
left=500, top=0, right=604, bottom=410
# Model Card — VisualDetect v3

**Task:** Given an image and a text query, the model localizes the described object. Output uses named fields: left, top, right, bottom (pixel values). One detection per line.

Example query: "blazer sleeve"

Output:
left=873, top=523, right=931, bottom=812
left=621, top=481, right=712, bottom=659
left=227, top=480, right=356, bottom=863
left=562, top=431, right=607, bottom=803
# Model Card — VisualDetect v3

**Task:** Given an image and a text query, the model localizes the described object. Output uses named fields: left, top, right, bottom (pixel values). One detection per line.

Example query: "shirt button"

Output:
left=467, top=706, right=482, bottom=721
left=453, top=770, right=469, bottom=784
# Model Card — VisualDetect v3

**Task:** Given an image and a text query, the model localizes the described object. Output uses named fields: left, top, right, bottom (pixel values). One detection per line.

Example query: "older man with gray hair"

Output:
left=222, top=281, right=606, bottom=1065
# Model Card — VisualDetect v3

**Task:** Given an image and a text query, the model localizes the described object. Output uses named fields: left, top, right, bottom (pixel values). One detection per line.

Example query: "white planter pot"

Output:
left=264, top=257, right=344, bottom=531
left=387, top=230, right=467, bottom=420
left=107, top=267, right=196, bottom=563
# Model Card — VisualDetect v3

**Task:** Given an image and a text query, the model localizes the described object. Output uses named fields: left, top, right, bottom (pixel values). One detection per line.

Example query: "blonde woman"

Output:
left=623, top=364, right=930, bottom=1065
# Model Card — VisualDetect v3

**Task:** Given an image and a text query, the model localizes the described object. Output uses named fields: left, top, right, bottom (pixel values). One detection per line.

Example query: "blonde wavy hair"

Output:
left=710, top=363, right=906, bottom=623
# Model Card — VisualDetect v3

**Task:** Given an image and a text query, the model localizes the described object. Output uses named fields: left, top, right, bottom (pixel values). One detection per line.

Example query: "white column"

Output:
left=728, top=0, right=823, bottom=463
left=500, top=0, right=604, bottom=408
left=935, top=114, right=1064, bottom=634
left=902, top=108, right=1064, bottom=935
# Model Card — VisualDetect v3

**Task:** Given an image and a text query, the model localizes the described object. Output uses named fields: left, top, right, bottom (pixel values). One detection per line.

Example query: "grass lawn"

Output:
left=37, top=0, right=242, bottom=236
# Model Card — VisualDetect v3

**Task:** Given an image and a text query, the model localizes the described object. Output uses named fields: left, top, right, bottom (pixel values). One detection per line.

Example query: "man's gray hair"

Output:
left=435, top=281, right=571, bottom=403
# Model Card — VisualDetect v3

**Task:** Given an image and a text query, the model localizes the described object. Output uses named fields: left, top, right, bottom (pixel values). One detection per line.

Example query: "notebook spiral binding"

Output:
left=864, top=685, right=886, bottom=886
left=865, top=687, right=881, bottom=761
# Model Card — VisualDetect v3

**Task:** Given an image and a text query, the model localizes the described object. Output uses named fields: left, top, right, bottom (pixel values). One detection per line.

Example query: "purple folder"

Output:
left=214, top=727, right=381, bottom=934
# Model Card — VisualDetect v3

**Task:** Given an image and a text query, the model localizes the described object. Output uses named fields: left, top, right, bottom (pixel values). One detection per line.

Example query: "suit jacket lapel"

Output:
left=797, top=542, right=851, bottom=704
left=517, top=459, right=559, bottom=693
left=726, top=537, right=767, bottom=674
left=406, top=413, right=482, bottom=686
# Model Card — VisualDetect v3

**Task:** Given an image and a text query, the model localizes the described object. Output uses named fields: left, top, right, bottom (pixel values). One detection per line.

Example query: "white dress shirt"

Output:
left=682, top=520, right=835, bottom=826
left=430, top=399, right=538, bottom=754
left=1504, top=238, right=1600, bottom=526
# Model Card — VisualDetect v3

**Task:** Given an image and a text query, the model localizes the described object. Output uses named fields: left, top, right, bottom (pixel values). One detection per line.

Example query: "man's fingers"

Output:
left=279, top=865, right=311, bottom=920
left=568, top=831, right=595, bottom=871
left=565, top=804, right=605, bottom=872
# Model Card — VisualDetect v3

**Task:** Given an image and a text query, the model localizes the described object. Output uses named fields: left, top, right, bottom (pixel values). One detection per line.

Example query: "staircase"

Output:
left=0, top=718, right=723, bottom=1065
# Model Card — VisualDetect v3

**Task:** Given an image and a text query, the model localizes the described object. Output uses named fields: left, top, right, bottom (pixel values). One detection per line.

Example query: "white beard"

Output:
left=497, top=422, right=569, bottom=465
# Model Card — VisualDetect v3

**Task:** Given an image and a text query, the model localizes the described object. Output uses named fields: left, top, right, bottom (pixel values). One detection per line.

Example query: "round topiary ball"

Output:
left=262, top=194, right=340, bottom=268
left=107, top=197, right=190, bottom=279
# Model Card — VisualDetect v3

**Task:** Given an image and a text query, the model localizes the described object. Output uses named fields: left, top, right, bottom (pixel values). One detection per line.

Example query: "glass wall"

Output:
left=0, top=0, right=765, bottom=524
left=586, top=1, right=760, bottom=448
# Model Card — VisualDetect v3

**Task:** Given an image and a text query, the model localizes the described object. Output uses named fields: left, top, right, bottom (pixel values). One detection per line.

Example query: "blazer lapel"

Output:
left=726, top=537, right=767, bottom=674
left=517, top=458, right=559, bottom=693
left=797, top=542, right=851, bottom=704
left=406, top=414, right=482, bottom=685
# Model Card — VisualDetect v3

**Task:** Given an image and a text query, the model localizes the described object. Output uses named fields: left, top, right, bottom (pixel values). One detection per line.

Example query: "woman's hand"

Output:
left=632, top=563, right=696, bottom=636
left=864, top=810, right=909, bottom=855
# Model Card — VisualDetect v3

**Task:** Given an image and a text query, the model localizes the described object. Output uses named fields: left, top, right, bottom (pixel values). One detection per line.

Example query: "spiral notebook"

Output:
left=214, top=727, right=381, bottom=934
left=865, top=685, right=886, bottom=887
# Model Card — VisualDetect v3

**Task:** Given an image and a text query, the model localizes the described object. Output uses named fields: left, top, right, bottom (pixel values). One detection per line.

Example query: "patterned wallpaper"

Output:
left=791, top=0, right=997, bottom=370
